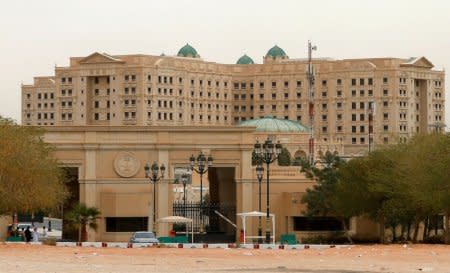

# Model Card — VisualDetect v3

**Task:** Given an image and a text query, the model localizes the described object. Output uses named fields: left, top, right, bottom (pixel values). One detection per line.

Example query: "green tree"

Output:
left=277, top=148, right=292, bottom=166
left=299, top=151, right=353, bottom=243
left=65, top=203, right=101, bottom=242
left=0, top=116, right=67, bottom=216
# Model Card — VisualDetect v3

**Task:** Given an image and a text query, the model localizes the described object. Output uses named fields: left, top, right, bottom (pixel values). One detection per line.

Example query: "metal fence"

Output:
left=173, top=201, right=236, bottom=233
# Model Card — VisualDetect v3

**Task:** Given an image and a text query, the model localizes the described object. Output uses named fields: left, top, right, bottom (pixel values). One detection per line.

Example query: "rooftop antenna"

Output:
left=307, top=40, right=317, bottom=165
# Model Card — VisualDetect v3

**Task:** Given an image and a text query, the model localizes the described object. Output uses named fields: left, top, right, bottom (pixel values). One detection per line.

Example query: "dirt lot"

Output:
left=0, top=244, right=449, bottom=273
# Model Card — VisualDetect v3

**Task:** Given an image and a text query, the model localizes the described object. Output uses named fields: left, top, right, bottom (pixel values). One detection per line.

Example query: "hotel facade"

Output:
left=20, top=44, right=445, bottom=242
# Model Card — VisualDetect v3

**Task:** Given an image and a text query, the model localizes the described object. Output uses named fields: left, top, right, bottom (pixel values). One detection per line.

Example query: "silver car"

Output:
left=129, top=231, right=159, bottom=244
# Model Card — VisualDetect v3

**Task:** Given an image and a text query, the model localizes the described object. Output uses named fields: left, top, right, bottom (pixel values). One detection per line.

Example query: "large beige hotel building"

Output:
left=20, top=44, right=445, bottom=242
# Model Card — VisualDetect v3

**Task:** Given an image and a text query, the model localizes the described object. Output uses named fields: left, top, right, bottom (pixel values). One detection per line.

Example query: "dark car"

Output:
left=129, top=231, right=159, bottom=244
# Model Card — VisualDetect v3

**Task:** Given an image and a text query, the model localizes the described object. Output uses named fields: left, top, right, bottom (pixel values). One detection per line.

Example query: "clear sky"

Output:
left=1, top=0, right=449, bottom=124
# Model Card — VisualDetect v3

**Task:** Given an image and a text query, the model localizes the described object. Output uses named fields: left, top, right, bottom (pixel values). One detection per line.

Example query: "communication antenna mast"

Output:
left=307, top=41, right=317, bottom=165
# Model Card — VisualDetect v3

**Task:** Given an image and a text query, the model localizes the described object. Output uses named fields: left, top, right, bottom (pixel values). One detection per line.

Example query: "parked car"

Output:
left=129, top=231, right=159, bottom=244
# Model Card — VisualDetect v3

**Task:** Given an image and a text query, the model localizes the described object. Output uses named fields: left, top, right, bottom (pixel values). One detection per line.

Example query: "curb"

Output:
left=6, top=241, right=350, bottom=250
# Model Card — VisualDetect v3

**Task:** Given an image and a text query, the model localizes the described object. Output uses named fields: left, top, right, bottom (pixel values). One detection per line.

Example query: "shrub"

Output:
left=42, top=238, right=57, bottom=246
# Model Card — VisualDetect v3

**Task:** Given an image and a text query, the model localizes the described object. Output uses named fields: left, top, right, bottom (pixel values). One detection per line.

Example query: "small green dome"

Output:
left=266, top=45, right=287, bottom=58
left=236, top=54, right=255, bottom=65
left=238, top=116, right=309, bottom=133
left=177, top=43, right=199, bottom=58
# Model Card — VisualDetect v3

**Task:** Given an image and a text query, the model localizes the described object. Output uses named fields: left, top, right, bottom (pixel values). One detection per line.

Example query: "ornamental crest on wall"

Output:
left=114, top=152, right=140, bottom=178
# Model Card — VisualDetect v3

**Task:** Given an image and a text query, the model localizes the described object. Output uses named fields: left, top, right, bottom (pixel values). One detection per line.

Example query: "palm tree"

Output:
left=65, top=203, right=101, bottom=242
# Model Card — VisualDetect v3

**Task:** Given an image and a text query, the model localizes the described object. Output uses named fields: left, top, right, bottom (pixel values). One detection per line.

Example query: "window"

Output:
left=125, top=75, right=129, bottom=81
left=272, top=93, right=276, bottom=99
left=360, top=102, right=364, bottom=109
left=94, top=113, right=99, bottom=120
left=383, top=101, right=388, bottom=107
left=337, top=79, right=342, bottom=85
left=352, top=137, right=357, bottom=144
left=351, top=102, right=356, bottom=109
left=272, top=81, right=276, bottom=88
left=337, top=126, right=342, bottom=132
left=383, top=77, right=388, bottom=84
left=337, top=114, right=342, bottom=120
left=368, top=78, right=373, bottom=85
left=368, top=90, right=373, bottom=96
left=94, top=101, right=99, bottom=108
left=259, top=105, right=264, bottom=111
left=284, top=104, right=289, bottom=110
left=384, top=125, right=389, bottom=131
left=360, top=137, right=365, bottom=144
left=284, top=93, right=289, bottom=99
left=352, top=114, right=356, bottom=121
left=297, top=92, right=301, bottom=98
left=322, top=92, right=327, bottom=97
left=352, top=126, right=356, bottom=133
left=351, top=79, right=356, bottom=86
left=360, top=90, right=364, bottom=96
left=322, top=80, right=327, bottom=86
left=360, top=79, right=364, bottom=85
left=272, top=105, right=276, bottom=110
left=322, top=126, right=327, bottom=133
left=337, top=102, right=342, bottom=109
left=284, top=81, right=289, bottom=88
left=337, top=90, right=342, bottom=97
left=297, top=104, right=301, bottom=109
left=351, top=90, right=356, bottom=97
left=360, top=126, right=365, bottom=133
left=259, top=82, right=265, bottom=88
left=322, top=114, right=327, bottom=121
left=106, top=217, right=148, bottom=232
left=383, top=113, right=389, bottom=120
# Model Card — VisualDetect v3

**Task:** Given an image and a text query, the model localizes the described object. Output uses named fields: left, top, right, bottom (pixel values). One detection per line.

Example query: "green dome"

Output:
left=238, top=116, right=309, bottom=133
left=236, top=54, right=255, bottom=65
left=177, top=43, right=199, bottom=58
left=266, top=45, right=287, bottom=58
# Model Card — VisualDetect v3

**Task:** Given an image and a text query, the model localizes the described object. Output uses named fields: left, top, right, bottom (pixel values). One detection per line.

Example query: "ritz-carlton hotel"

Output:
left=22, top=44, right=445, bottom=155
left=19, top=44, right=445, bottom=242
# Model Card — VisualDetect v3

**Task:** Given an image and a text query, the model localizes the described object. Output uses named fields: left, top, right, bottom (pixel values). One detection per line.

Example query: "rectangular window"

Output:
left=293, top=217, right=343, bottom=231
left=337, top=79, right=342, bottom=85
left=360, top=79, right=364, bottom=85
left=105, top=217, right=148, bottom=232
left=351, top=79, right=356, bottom=86
left=368, top=78, right=373, bottom=85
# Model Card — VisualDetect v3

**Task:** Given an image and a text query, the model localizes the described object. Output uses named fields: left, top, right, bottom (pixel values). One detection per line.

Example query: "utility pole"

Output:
left=307, top=41, right=317, bottom=165
left=368, top=101, right=375, bottom=152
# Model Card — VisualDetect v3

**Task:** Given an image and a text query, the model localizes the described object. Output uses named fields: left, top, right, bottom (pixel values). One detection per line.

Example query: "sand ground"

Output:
left=0, top=244, right=449, bottom=273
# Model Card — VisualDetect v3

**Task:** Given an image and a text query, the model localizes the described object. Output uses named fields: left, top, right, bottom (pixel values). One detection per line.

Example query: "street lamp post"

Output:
left=256, top=163, right=264, bottom=243
left=181, top=173, right=189, bottom=217
left=144, top=161, right=166, bottom=234
left=189, top=152, right=213, bottom=233
left=254, top=138, right=282, bottom=243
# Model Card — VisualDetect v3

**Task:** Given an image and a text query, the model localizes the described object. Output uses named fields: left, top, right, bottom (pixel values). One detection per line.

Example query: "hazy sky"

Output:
left=1, top=0, right=449, bottom=123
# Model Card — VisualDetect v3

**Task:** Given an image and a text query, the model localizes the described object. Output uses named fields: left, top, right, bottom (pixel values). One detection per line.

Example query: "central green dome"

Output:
left=236, top=54, right=255, bottom=65
left=177, top=43, right=200, bottom=58
left=266, top=45, right=287, bottom=58
left=237, top=116, right=309, bottom=133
